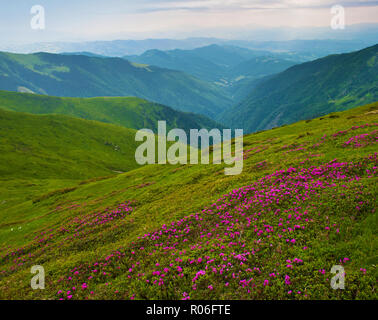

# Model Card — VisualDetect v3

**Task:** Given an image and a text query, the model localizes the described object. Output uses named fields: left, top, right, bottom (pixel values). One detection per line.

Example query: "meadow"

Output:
left=0, top=102, right=377, bottom=300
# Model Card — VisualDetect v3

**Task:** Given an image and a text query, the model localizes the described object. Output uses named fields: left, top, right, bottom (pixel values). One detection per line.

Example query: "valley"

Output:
left=1, top=43, right=376, bottom=134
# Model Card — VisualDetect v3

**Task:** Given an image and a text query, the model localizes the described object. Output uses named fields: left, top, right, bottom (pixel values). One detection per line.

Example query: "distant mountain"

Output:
left=187, top=45, right=269, bottom=68
left=124, top=45, right=268, bottom=81
left=0, top=38, right=224, bottom=56
left=126, top=48, right=224, bottom=83
left=0, top=90, right=222, bottom=133
left=220, top=44, right=378, bottom=133
left=1, top=37, right=374, bottom=57
left=0, top=52, right=232, bottom=118
left=226, top=39, right=375, bottom=60
left=125, top=45, right=299, bottom=101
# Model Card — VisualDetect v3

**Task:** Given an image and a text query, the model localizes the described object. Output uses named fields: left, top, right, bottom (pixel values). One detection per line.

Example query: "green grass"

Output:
left=0, top=102, right=377, bottom=300
left=0, top=108, right=142, bottom=180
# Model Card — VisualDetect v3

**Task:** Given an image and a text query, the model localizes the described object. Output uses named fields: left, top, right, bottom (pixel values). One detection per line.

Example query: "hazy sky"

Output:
left=1, top=0, right=378, bottom=43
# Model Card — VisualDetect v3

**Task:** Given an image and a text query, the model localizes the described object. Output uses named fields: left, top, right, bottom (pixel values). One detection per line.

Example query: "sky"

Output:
left=1, top=0, right=378, bottom=43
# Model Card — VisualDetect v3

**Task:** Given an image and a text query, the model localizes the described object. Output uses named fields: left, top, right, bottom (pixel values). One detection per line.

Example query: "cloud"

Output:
left=137, top=0, right=378, bottom=13
left=1, top=0, right=378, bottom=43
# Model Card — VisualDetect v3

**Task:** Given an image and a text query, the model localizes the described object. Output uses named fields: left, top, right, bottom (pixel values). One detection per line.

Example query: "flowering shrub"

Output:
left=47, top=154, right=376, bottom=300
left=1, top=113, right=377, bottom=300
left=343, top=130, right=377, bottom=148
left=0, top=201, right=134, bottom=271
left=243, top=145, right=268, bottom=160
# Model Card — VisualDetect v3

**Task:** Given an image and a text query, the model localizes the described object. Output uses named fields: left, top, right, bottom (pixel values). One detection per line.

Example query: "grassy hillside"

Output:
left=0, top=91, right=222, bottom=133
left=0, top=102, right=377, bottom=300
left=0, top=52, right=232, bottom=118
left=220, top=44, right=378, bottom=133
left=0, top=108, right=142, bottom=180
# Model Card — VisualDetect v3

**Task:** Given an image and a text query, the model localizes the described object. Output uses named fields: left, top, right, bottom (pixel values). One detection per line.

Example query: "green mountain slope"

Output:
left=0, top=90, right=222, bottom=133
left=220, top=44, right=378, bottom=133
left=0, top=52, right=232, bottom=118
left=0, top=101, right=377, bottom=300
left=0, top=109, right=142, bottom=179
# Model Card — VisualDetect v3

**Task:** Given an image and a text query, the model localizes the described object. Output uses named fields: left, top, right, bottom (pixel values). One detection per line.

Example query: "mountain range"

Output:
left=1, top=37, right=375, bottom=57
left=220, top=44, right=378, bottom=132
left=124, top=45, right=298, bottom=100
left=0, top=43, right=377, bottom=135
left=0, top=51, right=231, bottom=118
